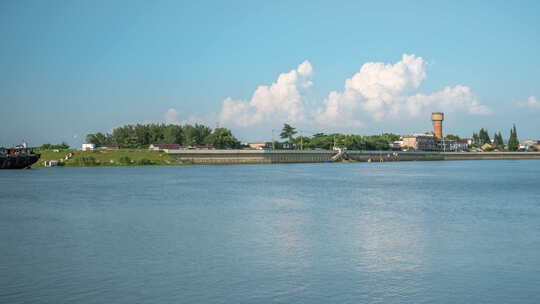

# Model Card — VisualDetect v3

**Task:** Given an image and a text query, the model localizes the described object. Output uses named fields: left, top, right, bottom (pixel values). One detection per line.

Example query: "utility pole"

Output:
left=272, top=129, right=275, bottom=150
left=443, top=137, right=446, bottom=152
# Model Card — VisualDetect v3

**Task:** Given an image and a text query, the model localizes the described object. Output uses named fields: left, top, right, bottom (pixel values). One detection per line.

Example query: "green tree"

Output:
left=40, top=142, right=70, bottom=150
left=85, top=132, right=113, bottom=147
left=478, top=128, right=491, bottom=145
left=184, top=124, right=212, bottom=146
left=446, top=134, right=460, bottom=141
left=280, top=124, right=297, bottom=142
left=205, top=128, right=240, bottom=149
left=380, top=133, right=401, bottom=143
left=149, top=124, right=165, bottom=144
left=472, top=132, right=480, bottom=146
left=342, top=134, right=364, bottom=150
left=123, top=136, right=140, bottom=148
left=493, top=132, right=504, bottom=148
left=112, top=125, right=135, bottom=147
left=308, top=133, right=333, bottom=149
left=363, top=135, right=390, bottom=150
left=163, top=125, right=183, bottom=145
left=134, top=124, right=152, bottom=146
left=88, top=123, right=221, bottom=148
left=508, top=124, right=519, bottom=151
left=296, top=133, right=398, bottom=151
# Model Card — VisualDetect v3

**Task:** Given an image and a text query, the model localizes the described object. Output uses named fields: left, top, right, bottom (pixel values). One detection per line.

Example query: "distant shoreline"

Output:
left=32, top=149, right=540, bottom=168
left=156, top=150, right=540, bottom=165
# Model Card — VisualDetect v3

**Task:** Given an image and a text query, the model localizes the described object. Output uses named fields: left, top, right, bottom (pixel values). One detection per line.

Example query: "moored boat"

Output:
left=0, top=147, right=40, bottom=169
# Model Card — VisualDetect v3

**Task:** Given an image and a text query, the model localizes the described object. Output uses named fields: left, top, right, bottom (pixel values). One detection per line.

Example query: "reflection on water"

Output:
left=354, top=209, right=425, bottom=273
left=1, top=160, right=540, bottom=303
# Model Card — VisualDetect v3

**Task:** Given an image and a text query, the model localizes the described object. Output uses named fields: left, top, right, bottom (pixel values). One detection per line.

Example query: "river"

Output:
left=1, top=160, right=539, bottom=303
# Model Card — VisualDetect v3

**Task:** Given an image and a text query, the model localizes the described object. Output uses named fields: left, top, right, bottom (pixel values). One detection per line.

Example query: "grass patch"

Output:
left=33, top=149, right=183, bottom=167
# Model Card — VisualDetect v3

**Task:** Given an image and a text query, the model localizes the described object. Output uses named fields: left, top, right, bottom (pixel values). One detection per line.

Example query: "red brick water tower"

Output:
left=431, top=112, right=444, bottom=139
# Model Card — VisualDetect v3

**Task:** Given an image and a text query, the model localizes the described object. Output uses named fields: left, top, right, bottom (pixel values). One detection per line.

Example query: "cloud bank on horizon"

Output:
left=168, top=54, right=493, bottom=129
left=164, top=108, right=211, bottom=126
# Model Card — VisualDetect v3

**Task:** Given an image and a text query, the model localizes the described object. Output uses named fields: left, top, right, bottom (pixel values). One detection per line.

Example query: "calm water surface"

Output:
left=1, top=161, right=540, bottom=303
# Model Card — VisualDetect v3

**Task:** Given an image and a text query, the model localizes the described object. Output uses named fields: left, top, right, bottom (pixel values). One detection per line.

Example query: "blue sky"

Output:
left=1, top=0, right=539, bottom=146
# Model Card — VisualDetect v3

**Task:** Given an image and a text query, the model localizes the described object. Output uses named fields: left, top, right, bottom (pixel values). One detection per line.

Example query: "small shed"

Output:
left=82, top=143, right=95, bottom=151
left=149, top=144, right=184, bottom=151
left=44, top=160, right=60, bottom=167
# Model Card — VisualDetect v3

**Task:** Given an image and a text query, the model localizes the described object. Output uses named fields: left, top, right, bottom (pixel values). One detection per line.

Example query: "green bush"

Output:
left=40, top=142, right=70, bottom=150
left=137, top=158, right=153, bottom=165
left=119, top=156, right=131, bottom=164
left=77, top=156, right=98, bottom=166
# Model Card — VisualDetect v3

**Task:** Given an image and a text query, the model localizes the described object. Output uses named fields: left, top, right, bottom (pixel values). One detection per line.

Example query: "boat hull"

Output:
left=0, top=154, right=40, bottom=169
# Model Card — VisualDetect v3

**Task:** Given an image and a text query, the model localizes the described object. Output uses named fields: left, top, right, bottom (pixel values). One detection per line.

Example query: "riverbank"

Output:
left=166, top=149, right=540, bottom=165
left=33, top=149, right=540, bottom=167
left=33, top=149, right=184, bottom=167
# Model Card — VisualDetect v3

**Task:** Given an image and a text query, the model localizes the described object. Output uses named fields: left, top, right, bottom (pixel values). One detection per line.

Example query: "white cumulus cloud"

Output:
left=213, top=54, right=492, bottom=130
left=164, top=108, right=210, bottom=125
left=165, top=108, right=180, bottom=124
left=316, top=54, right=492, bottom=126
left=518, top=96, right=540, bottom=109
left=405, top=86, right=493, bottom=116
left=219, top=61, right=313, bottom=127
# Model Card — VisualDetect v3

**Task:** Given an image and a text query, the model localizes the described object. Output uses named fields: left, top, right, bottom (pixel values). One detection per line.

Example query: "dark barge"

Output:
left=0, top=147, right=40, bottom=169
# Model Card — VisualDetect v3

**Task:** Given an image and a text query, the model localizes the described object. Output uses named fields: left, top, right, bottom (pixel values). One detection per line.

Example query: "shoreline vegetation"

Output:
left=34, top=149, right=187, bottom=168
left=31, top=122, right=537, bottom=168
left=82, top=122, right=531, bottom=152
left=33, top=148, right=540, bottom=168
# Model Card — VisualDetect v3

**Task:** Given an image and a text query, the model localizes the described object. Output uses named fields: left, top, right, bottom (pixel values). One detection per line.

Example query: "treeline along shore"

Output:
left=83, top=122, right=531, bottom=152
left=84, top=123, right=406, bottom=150
left=33, top=122, right=539, bottom=167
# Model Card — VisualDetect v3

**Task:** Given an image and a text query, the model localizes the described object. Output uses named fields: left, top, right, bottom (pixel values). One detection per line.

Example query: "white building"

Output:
left=44, top=160, right=60, bottom=167
left=391, top=140, right=403, bottom=150
left=149, top=144, right=184, bottom=151
left=520, top=140, right=540, bottom=151
left=82, top=143, right=95, bottom=151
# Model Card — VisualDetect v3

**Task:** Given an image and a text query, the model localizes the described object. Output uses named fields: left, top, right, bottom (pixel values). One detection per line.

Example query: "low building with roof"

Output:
left=402, top=133, right=440, bottom=151
left=520, top=140, right=540, bottom=151
left=149, top=144, right=186, bottom=151
left=402, top=133, right=458, bottom=152
left=82, top=143, right=95, bottom=151
left=247, top=142, right=273, bottom=150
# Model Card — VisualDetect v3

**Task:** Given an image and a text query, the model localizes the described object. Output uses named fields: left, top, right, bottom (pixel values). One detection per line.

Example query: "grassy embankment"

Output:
left=33, top=149, right=184, bottom=167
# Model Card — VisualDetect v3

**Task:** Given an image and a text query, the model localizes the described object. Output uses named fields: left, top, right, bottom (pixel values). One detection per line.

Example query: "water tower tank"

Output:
left=431, top=112, right=444, bottom=139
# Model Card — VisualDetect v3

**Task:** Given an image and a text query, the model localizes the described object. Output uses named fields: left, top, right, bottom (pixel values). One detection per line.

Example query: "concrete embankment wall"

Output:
left=166, top=150, right=335, bottom=164
left=441, top=152, right=540, bottom=161
left=166, top=149, right=540, bottom=165
left=348, top=151, right=540, bottom=162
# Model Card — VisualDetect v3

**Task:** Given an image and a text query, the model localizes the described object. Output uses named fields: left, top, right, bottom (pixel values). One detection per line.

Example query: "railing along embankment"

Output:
left=165, top=149, right=540, bottom=165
